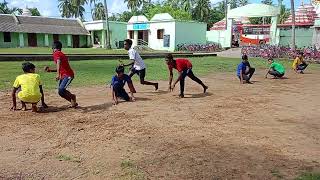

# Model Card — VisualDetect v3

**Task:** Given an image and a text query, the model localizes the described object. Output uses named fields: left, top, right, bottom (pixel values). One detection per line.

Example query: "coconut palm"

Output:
left=193, top=0, right=210, bottom=22
left=238, top=0, right=248, bottom=7
left=72, top=0, right=87, bottom=18
left=181, top=0, right=194, bottom=12
left=0, top=0, right=20, bottom=14
left=124, top=0, right=143, bottom=12
left=279, top=5, right=290, bottom=24
left=89, top=0, right=98, bottom=20
left=93, top=2, right=105, bottom=20
left=58, top=0, right=75, bottom=18
left=103, top=0, right=111, bottom=49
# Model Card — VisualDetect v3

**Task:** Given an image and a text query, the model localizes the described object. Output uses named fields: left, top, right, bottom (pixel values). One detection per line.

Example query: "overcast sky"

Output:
left=6, top=0, right=313, bottom=21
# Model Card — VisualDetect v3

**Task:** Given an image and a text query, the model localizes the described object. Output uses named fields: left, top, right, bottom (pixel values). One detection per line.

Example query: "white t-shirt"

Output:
left=128, top=48, right=146, bottom=70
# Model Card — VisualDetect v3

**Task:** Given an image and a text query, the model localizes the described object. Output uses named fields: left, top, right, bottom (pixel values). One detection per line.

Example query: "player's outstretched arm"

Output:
left=172, top=72, right=182, bottom=91
left=111, top=86, right=118, bottom=105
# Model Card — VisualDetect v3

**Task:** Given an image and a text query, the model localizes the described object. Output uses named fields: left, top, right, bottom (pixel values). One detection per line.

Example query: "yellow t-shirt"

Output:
left=292, top=57, right=303, bottom=69
left=13, top=73, right=42, bottom=103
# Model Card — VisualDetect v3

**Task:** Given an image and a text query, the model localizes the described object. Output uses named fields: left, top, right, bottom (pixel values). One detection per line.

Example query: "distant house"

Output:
left=0, top=8, right=90, bottom=48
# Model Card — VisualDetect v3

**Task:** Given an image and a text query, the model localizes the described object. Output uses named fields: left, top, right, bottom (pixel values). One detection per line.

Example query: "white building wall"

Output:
left=149, top=21, right=176, bottom=51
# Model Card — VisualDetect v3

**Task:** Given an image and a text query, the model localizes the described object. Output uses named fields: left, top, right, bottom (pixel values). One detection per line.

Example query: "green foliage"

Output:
left=0, top=1, right=22, bottom=14
left=295, top=172, right=320, bottom=180
left=93, top=2, right=105, bottom=20
left=58, top=0, right=86, bottom=19
left=145, top=5, right=192, bottom=21
left=28, top=8, right=41, bottom=16
left=279, top=5, right=290, bottom=24
left=192, top=0, right=211, bottom=23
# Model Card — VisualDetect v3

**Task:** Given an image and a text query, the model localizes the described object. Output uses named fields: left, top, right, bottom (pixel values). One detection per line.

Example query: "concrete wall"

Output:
left=278, top=27, right=313, bottom=48
left=175, top=21, right=207, bottom=49
left=0, top=32, right=19, bottom=48
left=107, top=22, right=127, bottom=48
left=206, top=30, right=226, bottom=46
left=149, top=21, right=176, bottom=51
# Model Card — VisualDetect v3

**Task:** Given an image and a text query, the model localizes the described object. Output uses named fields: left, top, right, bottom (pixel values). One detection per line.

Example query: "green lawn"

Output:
left=0, top=57, right=319, bottom=91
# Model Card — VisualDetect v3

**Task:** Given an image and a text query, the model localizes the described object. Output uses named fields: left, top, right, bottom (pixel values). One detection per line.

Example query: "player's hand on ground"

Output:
left=131, top=96, right=136, bottom=102
left=44, top=66, right=50, bottom=72
left=113, top=100, right=118, bottom=105
left=170, top=84, right=175, bottom=91
left=55, top=75, right=60, bottom=81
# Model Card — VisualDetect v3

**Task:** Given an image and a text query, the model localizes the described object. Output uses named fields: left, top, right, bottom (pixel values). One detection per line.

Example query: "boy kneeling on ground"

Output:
left=265, top=58, right=285, bottom=79
left=11, top=62, right=48, bottom=112
left=111, top=66, right=136, bottom=105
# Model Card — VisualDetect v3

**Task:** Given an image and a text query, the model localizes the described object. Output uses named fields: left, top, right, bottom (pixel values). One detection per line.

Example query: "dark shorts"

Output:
left=59, top=76, right=73, bottom=90
left=113, top=83, right=130, bottom=101
left=129, top=68, right=146, bottom=82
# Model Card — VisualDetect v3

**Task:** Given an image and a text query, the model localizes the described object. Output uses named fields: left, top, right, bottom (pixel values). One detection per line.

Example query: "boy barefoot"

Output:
left=292, top=52, right=308, bottom=74
left=265, top=58, right=285, bottom=79
left=11, top=62, right=47, bottom=112
left=111, top=66, right=136, bottom=105
left=165, top=54, right=208, bottom=98
left=45, top=41, right=77, bottom=107
left=122, top=39, right=158, bottom=90
left=237, top=55, right=255, bottom=84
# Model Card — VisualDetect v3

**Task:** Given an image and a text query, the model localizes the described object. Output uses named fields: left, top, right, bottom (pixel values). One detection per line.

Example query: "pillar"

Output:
left=133, top=31, right=138, bottom=47
left=19, top=33, right=24, bottom=47
left=90, top=30, right=94, bottom=46
left=270, top=16, right=279, bottom=45
left=44, top=34, right=49, bottom=47
left=67, top=35, right=72, bottom=47
left=224, top=4, right=232, bottom=48
left=101, top=30, right=106, bottom=48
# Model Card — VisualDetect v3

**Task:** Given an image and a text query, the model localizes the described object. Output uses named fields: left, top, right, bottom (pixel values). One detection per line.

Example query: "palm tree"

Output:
left=93, top=2, right=105, bottom=20
left=89, top=0, right=98, bottom=20
left=290, top=0, right=295, bottom=49
left=58, top=0, right=75, bottom=18
left=181, top=0, right=194, bottom=13
left=72, top=0, right=87, bottom=18
left=238, top=0, right=248, bottom=7
left=124, top=0, right=143, bottom=12
left=193, top=0, right=210, bottom=22
left=0, top=0, right=21, bottom=14
left=279, top=5, right=290, bottom=24
left=103, top=0, right=111, bottom=49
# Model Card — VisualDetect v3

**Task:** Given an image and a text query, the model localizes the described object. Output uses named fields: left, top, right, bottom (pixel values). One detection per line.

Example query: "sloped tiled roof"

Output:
left=0, top=14, right=89, bottom=35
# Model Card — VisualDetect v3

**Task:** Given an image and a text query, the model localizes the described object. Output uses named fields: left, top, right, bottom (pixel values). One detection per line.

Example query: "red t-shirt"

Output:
left=168, top=58, right=193, bottom=72
left=53, top=51, right=74, bottom=79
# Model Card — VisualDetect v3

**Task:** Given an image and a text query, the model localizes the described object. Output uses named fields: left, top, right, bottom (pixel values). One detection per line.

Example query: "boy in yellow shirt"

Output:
left=292, top=52, right=308, bottom=74
left=11, top=62, right=47, bottom=112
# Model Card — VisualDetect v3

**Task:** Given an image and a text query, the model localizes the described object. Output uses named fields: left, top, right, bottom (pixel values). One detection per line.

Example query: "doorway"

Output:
left=28, top=33, right=37, bottom=47
left=72, top=35, right=80, bottom=48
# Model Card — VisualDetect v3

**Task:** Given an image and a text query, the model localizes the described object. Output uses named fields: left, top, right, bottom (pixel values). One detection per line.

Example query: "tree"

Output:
left=278, top=5, right=290, bottom=24
left=0, top=0, right=21, bottom=14
left=192, top=0, right=210, bottom=22
left=89, top=0, right=98, bottom=20
left=238, top=0, right=248, bottom=7
left=290, top=0, right=295, bottom=49
left=103, top=0, right=111, bottom=49
left=261, top=0, right=272, bottom=5
left=28, top=8, right=41, bottom=16
left=58, top=0, right=76, bottom=18
left=124, top=0, right=143, bottom=12
left=72, top=0, right=87, bottom=18
left=145, top=5, right=192, bottom=21
left=93, top=2, right=105, bottom=20
left=181, top=0, right=195, bottom=13
left=229, top=0, right=239, bottom=9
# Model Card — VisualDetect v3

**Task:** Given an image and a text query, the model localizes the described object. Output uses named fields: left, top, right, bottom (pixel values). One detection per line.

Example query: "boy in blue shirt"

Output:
left=111, top=66, right=136, bottom=105
left=237, top=55, right=255, bottom=84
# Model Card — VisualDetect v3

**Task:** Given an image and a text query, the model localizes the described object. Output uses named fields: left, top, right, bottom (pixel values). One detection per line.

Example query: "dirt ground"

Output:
left=0, top=69, right=320, bottom=180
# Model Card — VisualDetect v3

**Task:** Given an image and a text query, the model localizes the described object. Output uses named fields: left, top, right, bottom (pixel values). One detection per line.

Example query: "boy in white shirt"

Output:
left=122, top=39, right=158, bottom=90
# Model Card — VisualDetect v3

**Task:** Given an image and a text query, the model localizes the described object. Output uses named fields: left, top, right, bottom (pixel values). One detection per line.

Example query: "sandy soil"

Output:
left=0, top=70, right=319, bottom=180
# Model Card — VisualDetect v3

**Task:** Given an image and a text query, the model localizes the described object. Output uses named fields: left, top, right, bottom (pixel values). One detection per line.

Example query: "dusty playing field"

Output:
left=0, top=70, right=320, bottom=179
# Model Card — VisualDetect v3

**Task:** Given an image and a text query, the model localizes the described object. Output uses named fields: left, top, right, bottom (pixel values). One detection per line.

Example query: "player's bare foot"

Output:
left=179, top=94, right=184, bottom=98
left=203, top=86, right=208, bottom=93
left=31, top=104, right=38, bottom=112
left=70, top=94, right=78, bottom=108
left=155, top=83, right=159, bottom=91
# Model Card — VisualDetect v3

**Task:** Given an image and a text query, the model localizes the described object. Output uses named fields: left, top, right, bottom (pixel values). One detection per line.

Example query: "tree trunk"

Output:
left=290, top=0, right=295, bottom=50
left=103, top=0, right=111, bottom=49
left=225, top=0, right=227, bottom=30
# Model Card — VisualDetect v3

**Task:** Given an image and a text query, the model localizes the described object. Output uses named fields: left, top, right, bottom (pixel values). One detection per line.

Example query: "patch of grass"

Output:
left=119, top=159, right=145, bottom=180
left=1, top=57, right=319, bottom=91
left=295, top=172, right=320, bottom=180
left=271, top=169, right=283, bottom=179
left=56, top=154, right=72, bottom=161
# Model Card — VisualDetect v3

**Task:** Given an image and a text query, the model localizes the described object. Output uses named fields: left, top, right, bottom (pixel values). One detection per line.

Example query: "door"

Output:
left=28, top=33, right=37, bottom=47
left=138, top=31, right=143, bottom=40
left=53, top=34, right=59, bottom=42
left=72, top=35, right=80, bottom=48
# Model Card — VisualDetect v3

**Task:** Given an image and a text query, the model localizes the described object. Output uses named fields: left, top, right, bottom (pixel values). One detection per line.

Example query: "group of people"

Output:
left=10, top=39, right=309, bottom=112
left=237, top=52, right=308, bottom=84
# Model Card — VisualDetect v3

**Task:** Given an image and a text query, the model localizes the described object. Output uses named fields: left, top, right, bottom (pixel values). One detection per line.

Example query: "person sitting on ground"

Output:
left=165, top=54, right=208, bottom=98
left=292, top=52, right=308, bottom=74
left=265, top=58, right=285, bottom=79
left=237, top=54, right=255, bottom=84
left=11, top=62, right=47, bottom=112
left=111, top=65, right=136, bottom=105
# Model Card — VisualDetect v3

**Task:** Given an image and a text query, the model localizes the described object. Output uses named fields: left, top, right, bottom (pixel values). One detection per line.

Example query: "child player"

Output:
left=165, top=54, right=208, bottom=98
left=237, top=55, right=255, bottom=84
left=292, top=52, right=308, bottom=74
left=122, top=39, right=158, bottom=91
left=111, top=66, right=136, bottom=105
left=11, top=62, right=47, bottom=112
left=265, top=58, right=285, bottom=79
left=45, top=41, right=78, bottom=107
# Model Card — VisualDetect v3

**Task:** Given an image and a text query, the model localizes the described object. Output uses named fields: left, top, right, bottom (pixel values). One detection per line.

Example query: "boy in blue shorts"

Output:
left=237, top=55, right=255, bottom=84
left=111, top=66, right=136, bottom=105
left=11, top=62, right=47, bottom=112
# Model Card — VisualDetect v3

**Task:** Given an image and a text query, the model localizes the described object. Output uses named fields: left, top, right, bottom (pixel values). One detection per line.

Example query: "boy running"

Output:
left=165, top=54, right=208, bottom=98
left=265, top=58, right=285, bottom=78
left=111, top=66, right=136, bottom=105
left=11, top=62, right=47, bottom=112
left=237, top=55, right=255, bottom=84
left=292, top=52, right=308, bottom=74
left=45, top=41, right=77, bottom=107
left=122, top=39, right=158, bottom=90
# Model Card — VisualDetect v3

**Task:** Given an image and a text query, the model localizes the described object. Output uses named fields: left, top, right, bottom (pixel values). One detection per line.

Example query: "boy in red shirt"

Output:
left=45, top=41, right=78, bottom=107
left=165, top=54, right=208, bottom=98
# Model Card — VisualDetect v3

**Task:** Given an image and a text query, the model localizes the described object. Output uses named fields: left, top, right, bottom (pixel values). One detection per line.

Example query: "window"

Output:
left=157, top=29, right=164, bottom=39
left=129, top=31, right=134, bottom=39
left=3, top=32, right=11, bottom=42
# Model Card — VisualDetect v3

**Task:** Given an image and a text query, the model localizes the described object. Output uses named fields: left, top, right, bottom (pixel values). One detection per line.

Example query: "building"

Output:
left=83, top=21, right=127, bottom=49
left=0, top=8, right=89, bottom=48
left=127, top=13, right=207, bottom=51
